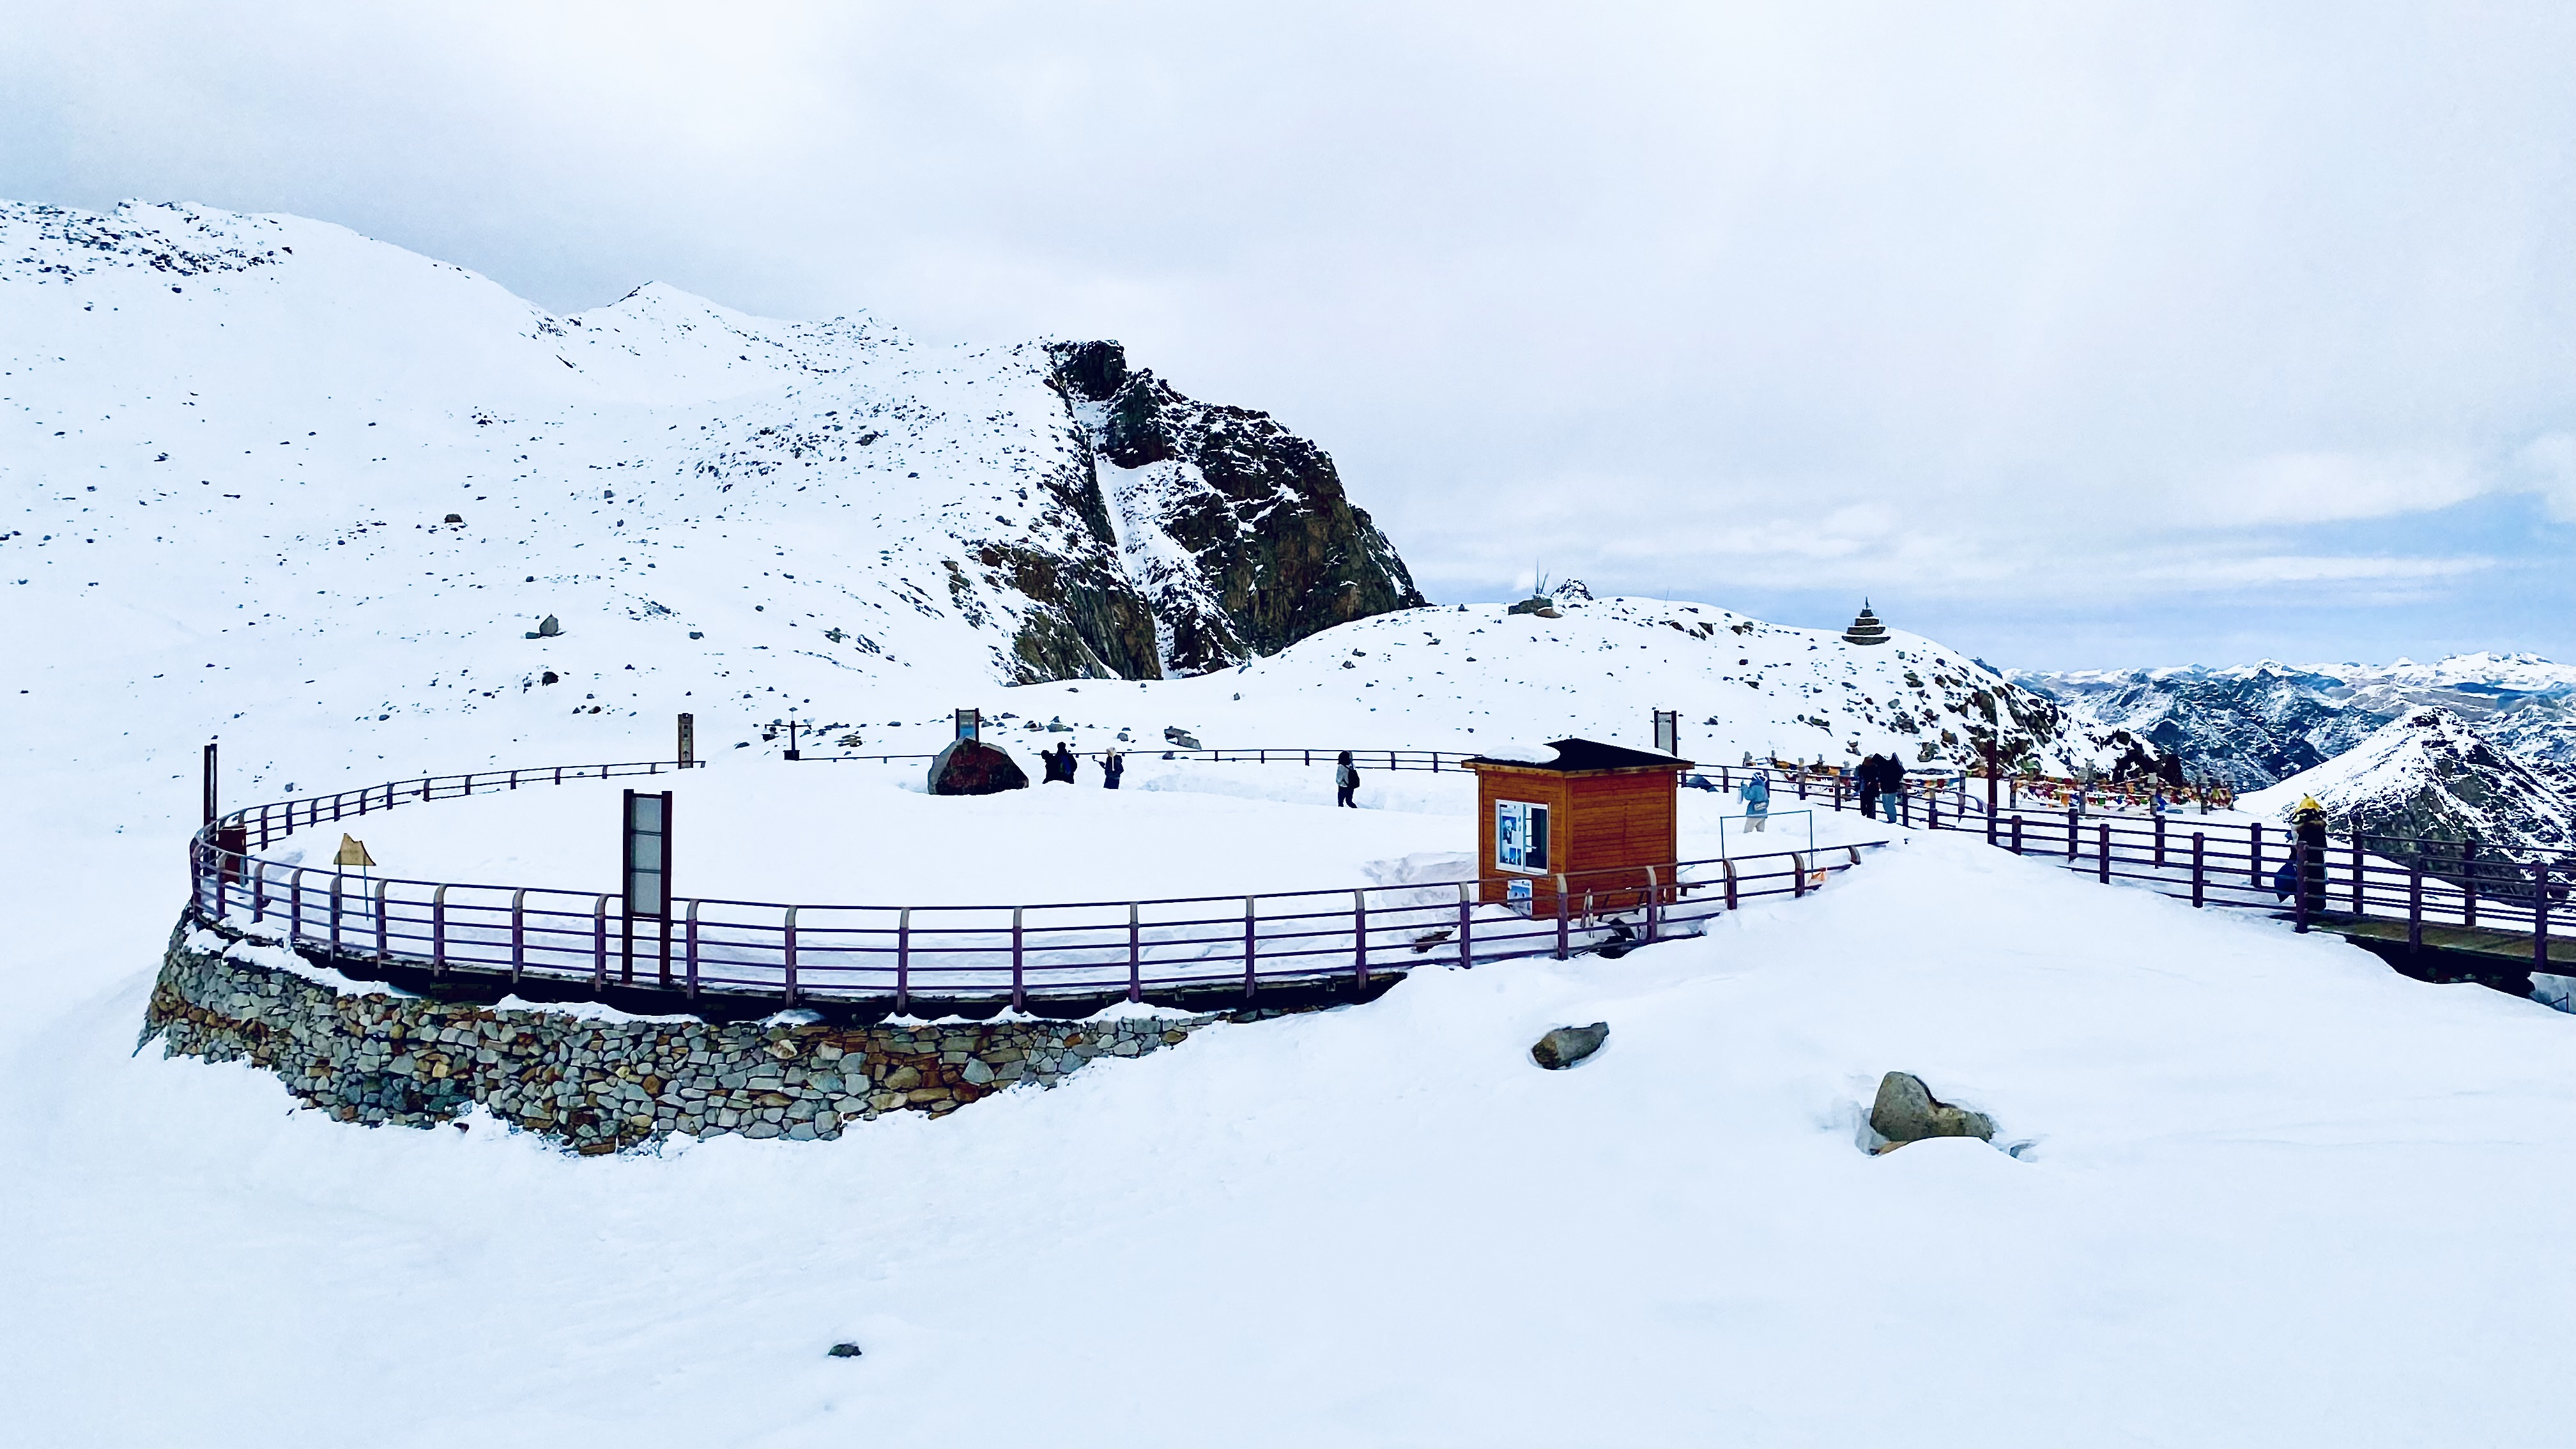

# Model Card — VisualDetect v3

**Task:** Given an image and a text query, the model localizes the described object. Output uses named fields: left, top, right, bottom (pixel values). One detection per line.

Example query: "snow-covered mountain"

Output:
left=1, top=197, right=1420, bottom=697
left=2018, top=654, right=2576, bottom=788
left=2241, top=707, right=2576, bottom=864
left=4, top=197, right=2110, bottom=791
left=993, top=592, right=2097, bottom=773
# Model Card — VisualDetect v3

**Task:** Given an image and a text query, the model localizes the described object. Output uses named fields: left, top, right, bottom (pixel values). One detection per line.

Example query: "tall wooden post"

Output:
left=677, top=712, right=694, bottom=767
left=202, top=741, right=218, bottom=825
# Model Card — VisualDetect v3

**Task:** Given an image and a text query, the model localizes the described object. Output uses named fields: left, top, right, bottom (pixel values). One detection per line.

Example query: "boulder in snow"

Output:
left=1531, top=1022, right=1609, bottom=1070
left=928, top=739, right=1028, bottom=796
left=1869, top=1071, right=1993, bottom=1147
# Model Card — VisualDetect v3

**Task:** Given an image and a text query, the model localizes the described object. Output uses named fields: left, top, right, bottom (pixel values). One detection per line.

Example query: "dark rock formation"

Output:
left=1046, top=340, right=1426, bottom=676
left=1868, top=1071, right=1995, bottom=1147
left=1531, top=1022, right=1610, bottom=1070
left=928, top=739, right=1029, bottom=796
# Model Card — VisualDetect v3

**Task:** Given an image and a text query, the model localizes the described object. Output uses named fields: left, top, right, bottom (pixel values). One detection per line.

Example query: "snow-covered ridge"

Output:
left=2242, top=707, right=2575, bottom=860
left=1, top=195, right=1414, bottom=707
left=2017, top=651, right=2576, bottom=787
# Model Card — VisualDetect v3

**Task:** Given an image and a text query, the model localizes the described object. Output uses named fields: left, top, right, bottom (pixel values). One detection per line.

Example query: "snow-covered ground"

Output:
left=254, top=755, right=1877, bottom=907
left=11, top=834, right=2575, bottom=1445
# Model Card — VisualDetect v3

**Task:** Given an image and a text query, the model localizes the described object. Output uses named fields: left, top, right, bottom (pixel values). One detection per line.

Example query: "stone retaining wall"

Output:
left=142, top=917, right=1238, bottom=1154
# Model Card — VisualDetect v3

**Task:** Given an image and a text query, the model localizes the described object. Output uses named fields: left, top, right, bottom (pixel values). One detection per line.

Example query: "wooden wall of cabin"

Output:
left=1473, top=767, right=1678, bottom=912
left=1559, top=771, right=1678, bottom=913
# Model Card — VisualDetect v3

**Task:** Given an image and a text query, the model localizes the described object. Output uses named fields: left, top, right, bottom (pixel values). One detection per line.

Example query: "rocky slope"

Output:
left=0, top=197, right=1417, bottom=698
left=2242, top=707, right=2576, bottom=866
left=1045, top=339, right=1422, bottom=674
left=2020, top=654, right=2576, bottom=788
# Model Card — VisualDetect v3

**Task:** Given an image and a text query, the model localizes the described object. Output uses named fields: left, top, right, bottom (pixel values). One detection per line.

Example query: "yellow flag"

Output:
left=335, top=834, right=376, bottom=868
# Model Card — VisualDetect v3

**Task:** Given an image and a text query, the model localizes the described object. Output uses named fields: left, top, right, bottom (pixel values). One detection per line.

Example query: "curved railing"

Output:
left=185, top=755, right=1882, bottom=1010
left=183, top=747, right=2568, bottom=1011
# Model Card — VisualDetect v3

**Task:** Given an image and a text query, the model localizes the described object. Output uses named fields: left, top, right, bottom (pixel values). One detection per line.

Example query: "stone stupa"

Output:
left=1842, top=601, right=1890, bottom=646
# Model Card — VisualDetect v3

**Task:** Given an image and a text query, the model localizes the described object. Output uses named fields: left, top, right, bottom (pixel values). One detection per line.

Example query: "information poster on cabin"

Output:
left=1495, top=800, right=1549, bottom=873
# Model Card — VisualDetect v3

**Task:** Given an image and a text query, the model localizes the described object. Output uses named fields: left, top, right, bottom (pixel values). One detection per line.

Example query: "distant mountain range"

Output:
left=2014, top=654, right=2576, bottom=789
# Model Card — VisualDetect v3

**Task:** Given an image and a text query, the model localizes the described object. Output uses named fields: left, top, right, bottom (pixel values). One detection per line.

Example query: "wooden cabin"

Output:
left=1461, top=739, right=1691, bottom=915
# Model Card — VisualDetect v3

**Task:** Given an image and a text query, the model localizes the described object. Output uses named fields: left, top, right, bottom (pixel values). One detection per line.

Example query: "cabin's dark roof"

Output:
left=1463, top=737, right=1693, bottom=772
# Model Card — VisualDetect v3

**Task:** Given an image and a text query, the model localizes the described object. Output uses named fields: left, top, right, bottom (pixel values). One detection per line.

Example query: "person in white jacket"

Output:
left=1335, top=751, right=1360, bottom=808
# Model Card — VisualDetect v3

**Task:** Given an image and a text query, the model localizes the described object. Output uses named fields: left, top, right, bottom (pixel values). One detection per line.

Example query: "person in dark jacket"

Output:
left=1335, top=751, right=1360, bottom=808
left=2292, top=795, right=2329, bottom=913
left=1882, top=756, right=1910, bottom=826
left=1857, top=753, right=1885, bottom=821
left=1101, top=748, right=1125, bottom=789
left=1043, top=742, right=1077, bottom=783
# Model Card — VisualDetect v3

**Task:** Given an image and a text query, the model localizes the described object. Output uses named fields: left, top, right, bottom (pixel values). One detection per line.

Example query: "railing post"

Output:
left=431, top=885, right=448, bottom=976
left=250, top=861, right=266, bottom=923
left=1554, top=874, right=1570, bottom=959
left=2250, top=823, right=2264, bottom=889
left=1456, top=882, right=1473, bottom=969
left=1352, top=891, right=1369, bottom=990
left=1792, top=852, right=1806, bottom=898
left=784, top=905, right=800, bottom=1007
left=1243, top=897, right=1257, bottom=999
left=2067, top=809, right=2078, bottom=860
left=510, top=889, right=526, bottom=983
left=2406, top=866, right=2423, bottom=960
left=2097, top=824, right=2110, bottom=884
left=374, top=877, right=389, bottom=960
left=2293, top=852, right=2310, bottom=933
left=2191, top=834, right=2205, bottom=908
left=1723, top=858, right=1739, bottom=911
left=1643, top=866, right=1660, bottom=942
left=2011, top=815, right=2024, bottom=855
left=1128, top=903, right=1142, bottom=1004
left=593, top=894, right=610, bottom=990
left=1009, top=907, right=1025, bottom=1013
left=2154, top=815, right=2166, bottom=870
left=289, top=868, right=305, bottom=944
left=2536, top=862, right=2552, bottom=977
left=329, top=872, right=344, bottom=957
left=687, top=899, right=702, bottom=999
left=2351, top=843, right=2365, bottom=914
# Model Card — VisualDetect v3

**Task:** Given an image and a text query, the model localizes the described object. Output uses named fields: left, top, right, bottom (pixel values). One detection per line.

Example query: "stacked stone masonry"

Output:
left=142, top=920, right=1236, bottom=1154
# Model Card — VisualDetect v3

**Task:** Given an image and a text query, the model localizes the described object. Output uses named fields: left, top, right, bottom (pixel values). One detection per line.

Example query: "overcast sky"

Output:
left=8, top=1, right=2570, bottom=669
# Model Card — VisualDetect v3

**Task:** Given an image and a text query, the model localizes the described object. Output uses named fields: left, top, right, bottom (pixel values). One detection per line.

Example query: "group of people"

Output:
left=1039, top=741, right=1125, bottom=788
left=1036, top=741, right=1363, bottom=808
left=1855, top=753, right=1910, bottom=824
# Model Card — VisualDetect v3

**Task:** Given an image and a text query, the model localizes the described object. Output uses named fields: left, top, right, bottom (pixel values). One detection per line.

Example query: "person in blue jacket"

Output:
left=1738, top=771, right=1770, bottom=833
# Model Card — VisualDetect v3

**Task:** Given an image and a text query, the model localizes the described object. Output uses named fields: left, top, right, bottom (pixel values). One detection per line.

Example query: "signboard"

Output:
left=1652, top=709, right=1680, bottom=757
left=955, top=707, right=981, bottom=742
left=677, top=712, right=694, bottom=767
left=1495, top=799, right=1550, bottom=873
left=623, top=790, right=671, bottom=918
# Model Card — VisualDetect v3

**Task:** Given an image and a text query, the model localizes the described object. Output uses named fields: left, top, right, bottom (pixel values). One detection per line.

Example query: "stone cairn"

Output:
left=142, top=921, right=1275, bottom=1155
left=1842, top=601, right=1890, bottom=647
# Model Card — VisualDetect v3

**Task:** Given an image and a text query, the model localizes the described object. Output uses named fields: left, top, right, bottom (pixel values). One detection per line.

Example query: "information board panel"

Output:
left=623, top=789, right=671, bottom=918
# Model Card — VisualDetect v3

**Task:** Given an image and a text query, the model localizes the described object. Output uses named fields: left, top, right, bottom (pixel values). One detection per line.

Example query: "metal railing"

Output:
left=793, top=745, right=1476, bottom=771
left=187, top=755, right=1880, bottom=1008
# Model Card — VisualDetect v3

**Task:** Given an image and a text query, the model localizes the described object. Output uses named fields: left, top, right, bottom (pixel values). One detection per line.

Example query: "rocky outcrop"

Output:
left=1046, top=340, right=1426, bottom=676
